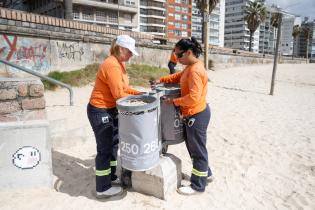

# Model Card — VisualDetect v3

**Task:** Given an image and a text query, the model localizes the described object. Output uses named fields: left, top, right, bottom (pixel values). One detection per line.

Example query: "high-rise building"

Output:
left=297, top=18, right=315, bottom=58
left=258, top=5, right=276, bottom=55
left=191, top=0, right=225, bottom=47
left=139, top=0, right=166, bottom=36
left=224, top=0, right=260, bottom=52
left=166, top=0, right=192, bottom=40
left=280, top=12, right=301, bottom=56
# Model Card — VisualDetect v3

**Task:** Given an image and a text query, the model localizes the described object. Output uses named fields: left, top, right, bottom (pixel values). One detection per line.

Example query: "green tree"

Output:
left=195, top=0, right=219, bottom=70
left=244, top=0, right=266, bottom=52
left=269, top=12, right=282, bottom=95
left=292, top=25, right=300, bottom=59
left=302, top=26, right=313, bottom=63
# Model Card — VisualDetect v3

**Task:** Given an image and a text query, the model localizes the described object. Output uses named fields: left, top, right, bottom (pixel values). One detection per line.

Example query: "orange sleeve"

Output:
left=173, top=71, right=203, bottom=106
left=126, top=87, right=141, bottom=95
left=160, top=71, right=182, bottom=83
left=105, top=66, right=132, bottom=99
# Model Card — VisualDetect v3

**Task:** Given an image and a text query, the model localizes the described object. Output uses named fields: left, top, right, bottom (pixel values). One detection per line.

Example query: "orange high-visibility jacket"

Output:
left=89, top=55, right=140, bottom=108
left=160, top=60, right=208, bottom=117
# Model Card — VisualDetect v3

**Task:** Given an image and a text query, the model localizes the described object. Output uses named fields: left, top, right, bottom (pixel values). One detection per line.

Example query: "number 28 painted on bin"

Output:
left=120, top=141, right=158, bottom=155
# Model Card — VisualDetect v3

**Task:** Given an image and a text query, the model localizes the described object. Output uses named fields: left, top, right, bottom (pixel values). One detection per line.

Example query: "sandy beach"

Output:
left=0, top=63, right=314, bottom=210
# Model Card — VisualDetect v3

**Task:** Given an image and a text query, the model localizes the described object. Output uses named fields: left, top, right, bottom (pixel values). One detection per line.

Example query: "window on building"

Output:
left=182, top=23, right=187, bottom=29
left=175, top=22, right=181, bottom=28
left=124, top=13, right=132, bottom=23
left=96, top=10, right=106, bottom=22
left=73, top=7, right=80, bottom=19
left=82, top=8, right=94, bottom=21
left=175, top=6, right=181, bottom=12
left=125, top=0, right=135, bottom=6
left=175, top=30, right=181, bottom=36
left=108, top=11, right=118, bottom=23
left=175, top=14, right=181, bottom=20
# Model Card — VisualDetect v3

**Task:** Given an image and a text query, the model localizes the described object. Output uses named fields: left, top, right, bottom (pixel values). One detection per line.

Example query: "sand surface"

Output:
left=0, top=63, right=314, bottom=210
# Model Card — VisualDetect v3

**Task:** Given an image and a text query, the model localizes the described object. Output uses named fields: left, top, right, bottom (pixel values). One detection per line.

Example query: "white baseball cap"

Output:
left=116, top=35, right=139, bottom=56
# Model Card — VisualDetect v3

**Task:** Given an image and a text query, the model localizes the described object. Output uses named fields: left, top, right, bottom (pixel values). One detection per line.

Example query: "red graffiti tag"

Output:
left=3, top=34, right=17, bottom=61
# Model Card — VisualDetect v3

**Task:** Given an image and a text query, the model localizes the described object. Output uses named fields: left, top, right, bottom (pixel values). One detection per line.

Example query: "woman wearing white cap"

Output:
left=87, top=35, right=140, bottom=198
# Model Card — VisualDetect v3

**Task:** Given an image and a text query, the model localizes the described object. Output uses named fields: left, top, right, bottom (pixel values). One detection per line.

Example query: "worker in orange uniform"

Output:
left=157, top=37, right=213, bottom=195
left=87, top=35, right=141, bottom=198
left=168, top=49, right=178, bottom=74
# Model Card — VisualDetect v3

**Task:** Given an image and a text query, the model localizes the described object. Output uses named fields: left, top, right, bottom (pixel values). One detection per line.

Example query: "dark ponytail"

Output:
left=175, top=37, right=203, bottom=58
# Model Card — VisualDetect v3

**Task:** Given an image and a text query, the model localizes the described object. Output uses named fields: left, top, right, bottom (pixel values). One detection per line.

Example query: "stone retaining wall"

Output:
left=0, top=78, right=46, bottom=122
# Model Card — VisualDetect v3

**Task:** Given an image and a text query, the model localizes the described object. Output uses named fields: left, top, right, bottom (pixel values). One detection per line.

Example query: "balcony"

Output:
left=70, top=0, right=138, bottom=13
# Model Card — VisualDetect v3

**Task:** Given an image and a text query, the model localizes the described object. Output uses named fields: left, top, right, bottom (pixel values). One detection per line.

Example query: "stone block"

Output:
left=132, top=154, right=182, bottom=200
left=29, top=83, right=44, bottom=97
left=0, top=9, right=6, bottom=18
left=6, top=10, right=11, bottom=19
left=0, top=120, right=52, bottom=190
left=26, top=13, right=31, bottom=22
left=0, top=89, right=17, bottom=100
left=7, top=20, right=15, bottom=25
left=21, top=97, right=45, bottom=110
left=22, top=21, right=29, bottom=27
left=0, top=101, right=20, bottom=114
left=16, top=12, right=21, bottom=20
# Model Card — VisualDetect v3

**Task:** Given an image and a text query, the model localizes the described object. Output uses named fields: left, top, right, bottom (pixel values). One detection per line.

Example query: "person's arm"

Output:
left=160, top=71, right=182, bottom=83
left=126, top=87, right=141, bottom=95
left=173, top=71, right=203, bottom=107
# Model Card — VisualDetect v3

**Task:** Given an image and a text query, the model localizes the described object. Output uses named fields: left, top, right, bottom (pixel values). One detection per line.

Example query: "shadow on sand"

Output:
left=214, top=85, right=268, bottom=95
left=52, top=150, right=127, bottom=202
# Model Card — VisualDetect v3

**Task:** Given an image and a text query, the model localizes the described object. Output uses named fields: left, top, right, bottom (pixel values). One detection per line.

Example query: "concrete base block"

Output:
left=0, top=120, right=53, bottom=190
left=131, top=153, right=182, bottom=200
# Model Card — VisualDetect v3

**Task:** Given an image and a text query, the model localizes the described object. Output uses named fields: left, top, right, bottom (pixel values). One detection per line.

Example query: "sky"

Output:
left=266, top=0, right=315, bottom=21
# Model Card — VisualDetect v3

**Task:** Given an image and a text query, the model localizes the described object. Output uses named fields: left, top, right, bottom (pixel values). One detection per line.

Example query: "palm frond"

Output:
left=244, top=0, right=266, bottom=33
left=271, top=12, right=282, bottom=28
left=195, top=0, right=220, bottom=13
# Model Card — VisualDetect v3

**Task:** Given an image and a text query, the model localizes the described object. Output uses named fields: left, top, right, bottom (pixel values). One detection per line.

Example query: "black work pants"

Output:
left=184, top=105, right=212, bottom=192
left=87, top=103, right=119, bottom=192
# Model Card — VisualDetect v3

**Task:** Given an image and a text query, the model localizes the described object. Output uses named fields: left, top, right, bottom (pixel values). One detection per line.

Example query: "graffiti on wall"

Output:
left=0, top=34, right=50, bottom=72
left=56, top=42, right=84, bottom=61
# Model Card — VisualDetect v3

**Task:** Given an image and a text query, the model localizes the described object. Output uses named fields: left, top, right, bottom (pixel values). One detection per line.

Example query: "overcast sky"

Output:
left=265, top=0, right=315, bottom=21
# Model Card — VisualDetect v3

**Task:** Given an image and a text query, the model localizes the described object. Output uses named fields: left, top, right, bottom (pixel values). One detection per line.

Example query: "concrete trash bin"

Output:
left=117, top=95, right=159, bottom=171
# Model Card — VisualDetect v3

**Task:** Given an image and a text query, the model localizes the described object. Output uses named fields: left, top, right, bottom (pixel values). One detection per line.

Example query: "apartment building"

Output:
left=224, top=0, right=260, bottom=52
left=191, top=0, right=225, bottom=47
left=297, top=19, right=315, bottom=58
left=166, top=0, right=192, bottom=40
left=258, top=5, right=276, bottom=55
left=139, top=0, right=166, bottom=36
left=22, top=0, right=139, bottom=31
left=280, top=12, right=301, bottom=56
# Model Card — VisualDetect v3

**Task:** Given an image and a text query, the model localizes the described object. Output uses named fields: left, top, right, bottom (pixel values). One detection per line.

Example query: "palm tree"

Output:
left=292, top=25, right=300, bottom=59
left=302, top=26, right=312, bottom=63
left=244, top=0, right=266, bottom=52
left=269, top=12, right=282, bottom=95
left=195, top=0, right=219, bottom=70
